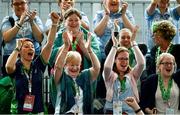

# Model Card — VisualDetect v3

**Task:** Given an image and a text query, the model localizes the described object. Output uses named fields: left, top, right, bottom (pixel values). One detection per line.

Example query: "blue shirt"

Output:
left=1, top=13, right=44, bottom=55
left=93, top=10, right=135, bottom=59
left=104, top=76, right=135, bottom=114
left=145, top=7, right=180, bottom=50
left=12, top=56, right=47, bottom=113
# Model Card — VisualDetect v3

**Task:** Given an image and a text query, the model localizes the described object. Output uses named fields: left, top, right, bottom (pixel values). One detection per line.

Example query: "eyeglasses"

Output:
left=12, top=1, right=27, bottom=6
left=117, top=57, right=129, bottom=61
left=160, top=62, right=175, bottom=66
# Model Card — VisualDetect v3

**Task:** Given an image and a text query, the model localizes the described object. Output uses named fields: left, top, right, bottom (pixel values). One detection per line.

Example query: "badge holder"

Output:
left=113, top=100, right=122, bottom=115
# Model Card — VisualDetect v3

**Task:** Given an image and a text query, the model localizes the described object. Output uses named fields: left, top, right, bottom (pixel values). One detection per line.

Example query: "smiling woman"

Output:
left=1, top=0, right=44, bottom=76
left=140, top=53, right=180, bottom=114
left=4, top=12, right=59, bottom=113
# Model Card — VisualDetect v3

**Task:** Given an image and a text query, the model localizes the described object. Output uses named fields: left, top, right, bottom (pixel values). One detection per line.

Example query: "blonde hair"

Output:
left=156, top=53, right=176, bottom=73
left=65, top=51, right=82, bottom=64
left=119, top=28, right=132, bottom=38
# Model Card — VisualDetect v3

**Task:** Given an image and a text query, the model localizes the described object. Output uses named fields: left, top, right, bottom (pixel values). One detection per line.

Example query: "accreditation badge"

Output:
left=23, top=95, right=35, bottom=112
left=166, top=108, right=174, bottom=114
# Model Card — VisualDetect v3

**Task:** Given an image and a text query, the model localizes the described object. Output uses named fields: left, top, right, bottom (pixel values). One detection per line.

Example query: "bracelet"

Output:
left=16, top=22, right=22, bottom=28
left=135, top=108, right=141, bottom=113
left=14, top=47, right=20, bottom=52
left=112, top=45, right=118, bottom=49
left=132, top=44, right=138, bottom=47
left=52, top=23, right=58, bottom=26
left=15, top=23, right=21, bottom=29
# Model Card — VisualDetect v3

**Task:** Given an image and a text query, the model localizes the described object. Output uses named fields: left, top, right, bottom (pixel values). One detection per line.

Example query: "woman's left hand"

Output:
left=85, top=32, right=92, bottom=51
left=131, top=25, right=139, bottom=42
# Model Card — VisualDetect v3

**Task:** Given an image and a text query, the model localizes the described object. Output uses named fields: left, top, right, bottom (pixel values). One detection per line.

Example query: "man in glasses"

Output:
left=0, top=0, right=44, bottom=76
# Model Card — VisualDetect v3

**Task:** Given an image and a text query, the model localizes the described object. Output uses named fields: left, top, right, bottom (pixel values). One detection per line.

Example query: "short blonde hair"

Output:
left=156, top=53, right=176, bottom=73
left=119, top=28, right=132, bottom=38
left=65, top=51, right=82, bottom=64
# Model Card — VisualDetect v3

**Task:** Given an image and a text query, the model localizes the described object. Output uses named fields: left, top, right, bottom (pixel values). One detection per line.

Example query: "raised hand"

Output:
left=62, top=31, right=71, bottom=49
left=121, top=1, right=128, bottom=15
left=16, top=39, right=23, bottom=50
left=76, top=31, right=84, bottom=46
left=27, top=9, right=37, bottom=22
left=85, top=32, right=92, bottom=51
left=112, top=31, right=119, bottom=47
left=102, top=1, right=110, bottom=15
left=131, top=25, right=139, bottom=42
left=50, top=12, right=60, bottom=24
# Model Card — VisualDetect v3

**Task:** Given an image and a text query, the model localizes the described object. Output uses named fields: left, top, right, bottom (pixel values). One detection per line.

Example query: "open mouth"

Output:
left=28, top=52, right=34, bottom=56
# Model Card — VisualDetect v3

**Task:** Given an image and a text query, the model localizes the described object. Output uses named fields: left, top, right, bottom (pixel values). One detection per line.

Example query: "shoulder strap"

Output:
left=8, top=16, right=15, bottom=27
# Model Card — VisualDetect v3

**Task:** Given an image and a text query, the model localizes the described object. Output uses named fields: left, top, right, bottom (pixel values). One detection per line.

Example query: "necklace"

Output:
left=118, top=76, right=126, bottom=92
left=158, top=73, right=172, bottom=101
left=155, top=42, right=173, bottom=64
left=71, top=37, right=78, bottom=51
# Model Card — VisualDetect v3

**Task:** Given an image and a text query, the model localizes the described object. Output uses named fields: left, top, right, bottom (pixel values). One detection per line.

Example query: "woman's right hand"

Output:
left=16, top=39, right=23, bottom=50
left=50, top=12, right=60, bottom=25
left=62, top=31, right=71, bottom=49
left=112, top=31, right=119, bottom=47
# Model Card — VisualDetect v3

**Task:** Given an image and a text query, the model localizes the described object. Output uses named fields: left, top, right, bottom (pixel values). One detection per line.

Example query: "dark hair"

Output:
left=64, top=8, right=82, bottom=20
left=152, top=20, right=176, bottom=41
left=113, top=47, right=131, bottom=74
left=11, top=0, right=29, bottom=6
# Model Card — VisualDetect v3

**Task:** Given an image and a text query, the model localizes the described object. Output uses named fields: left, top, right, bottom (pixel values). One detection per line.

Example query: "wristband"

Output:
left=132, top=44, right=138, bottom=47
left=16, top=22, right=22, bottom=28
left=112, top=45, right=118, bottom=49
left=15, top=23, right=22, bottom=29
left=135, top=108, right=141, bottom=113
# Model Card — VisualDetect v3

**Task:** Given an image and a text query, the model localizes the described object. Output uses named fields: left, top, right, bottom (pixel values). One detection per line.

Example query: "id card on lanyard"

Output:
left=23, top=70, right=35, bottom=112
left=166, top=101, right=174, bottom=114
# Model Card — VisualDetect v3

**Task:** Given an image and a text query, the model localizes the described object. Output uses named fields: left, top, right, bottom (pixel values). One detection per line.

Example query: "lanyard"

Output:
left=24, top=70, right=32, bottom=94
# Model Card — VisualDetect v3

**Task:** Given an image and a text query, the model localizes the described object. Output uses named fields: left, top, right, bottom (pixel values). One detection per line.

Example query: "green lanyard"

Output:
left=71, top=37, right=78, bottom=51
left=158, top=74, right=173, bottom=101
left=118, top=76, right=126, bottom=92
left=155, top=43, right=173, bottom=63
left=72, top=79, right=80, bottom=97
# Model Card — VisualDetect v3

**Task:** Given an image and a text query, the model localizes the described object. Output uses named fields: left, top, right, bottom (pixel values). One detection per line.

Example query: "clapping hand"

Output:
left=85, top=32, right=92, bottom=51
left=62, top=31, right=71, bottom=49
left=131, top=25, right=139, bottom=42
left=112, top=31, right=119, bottom=47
